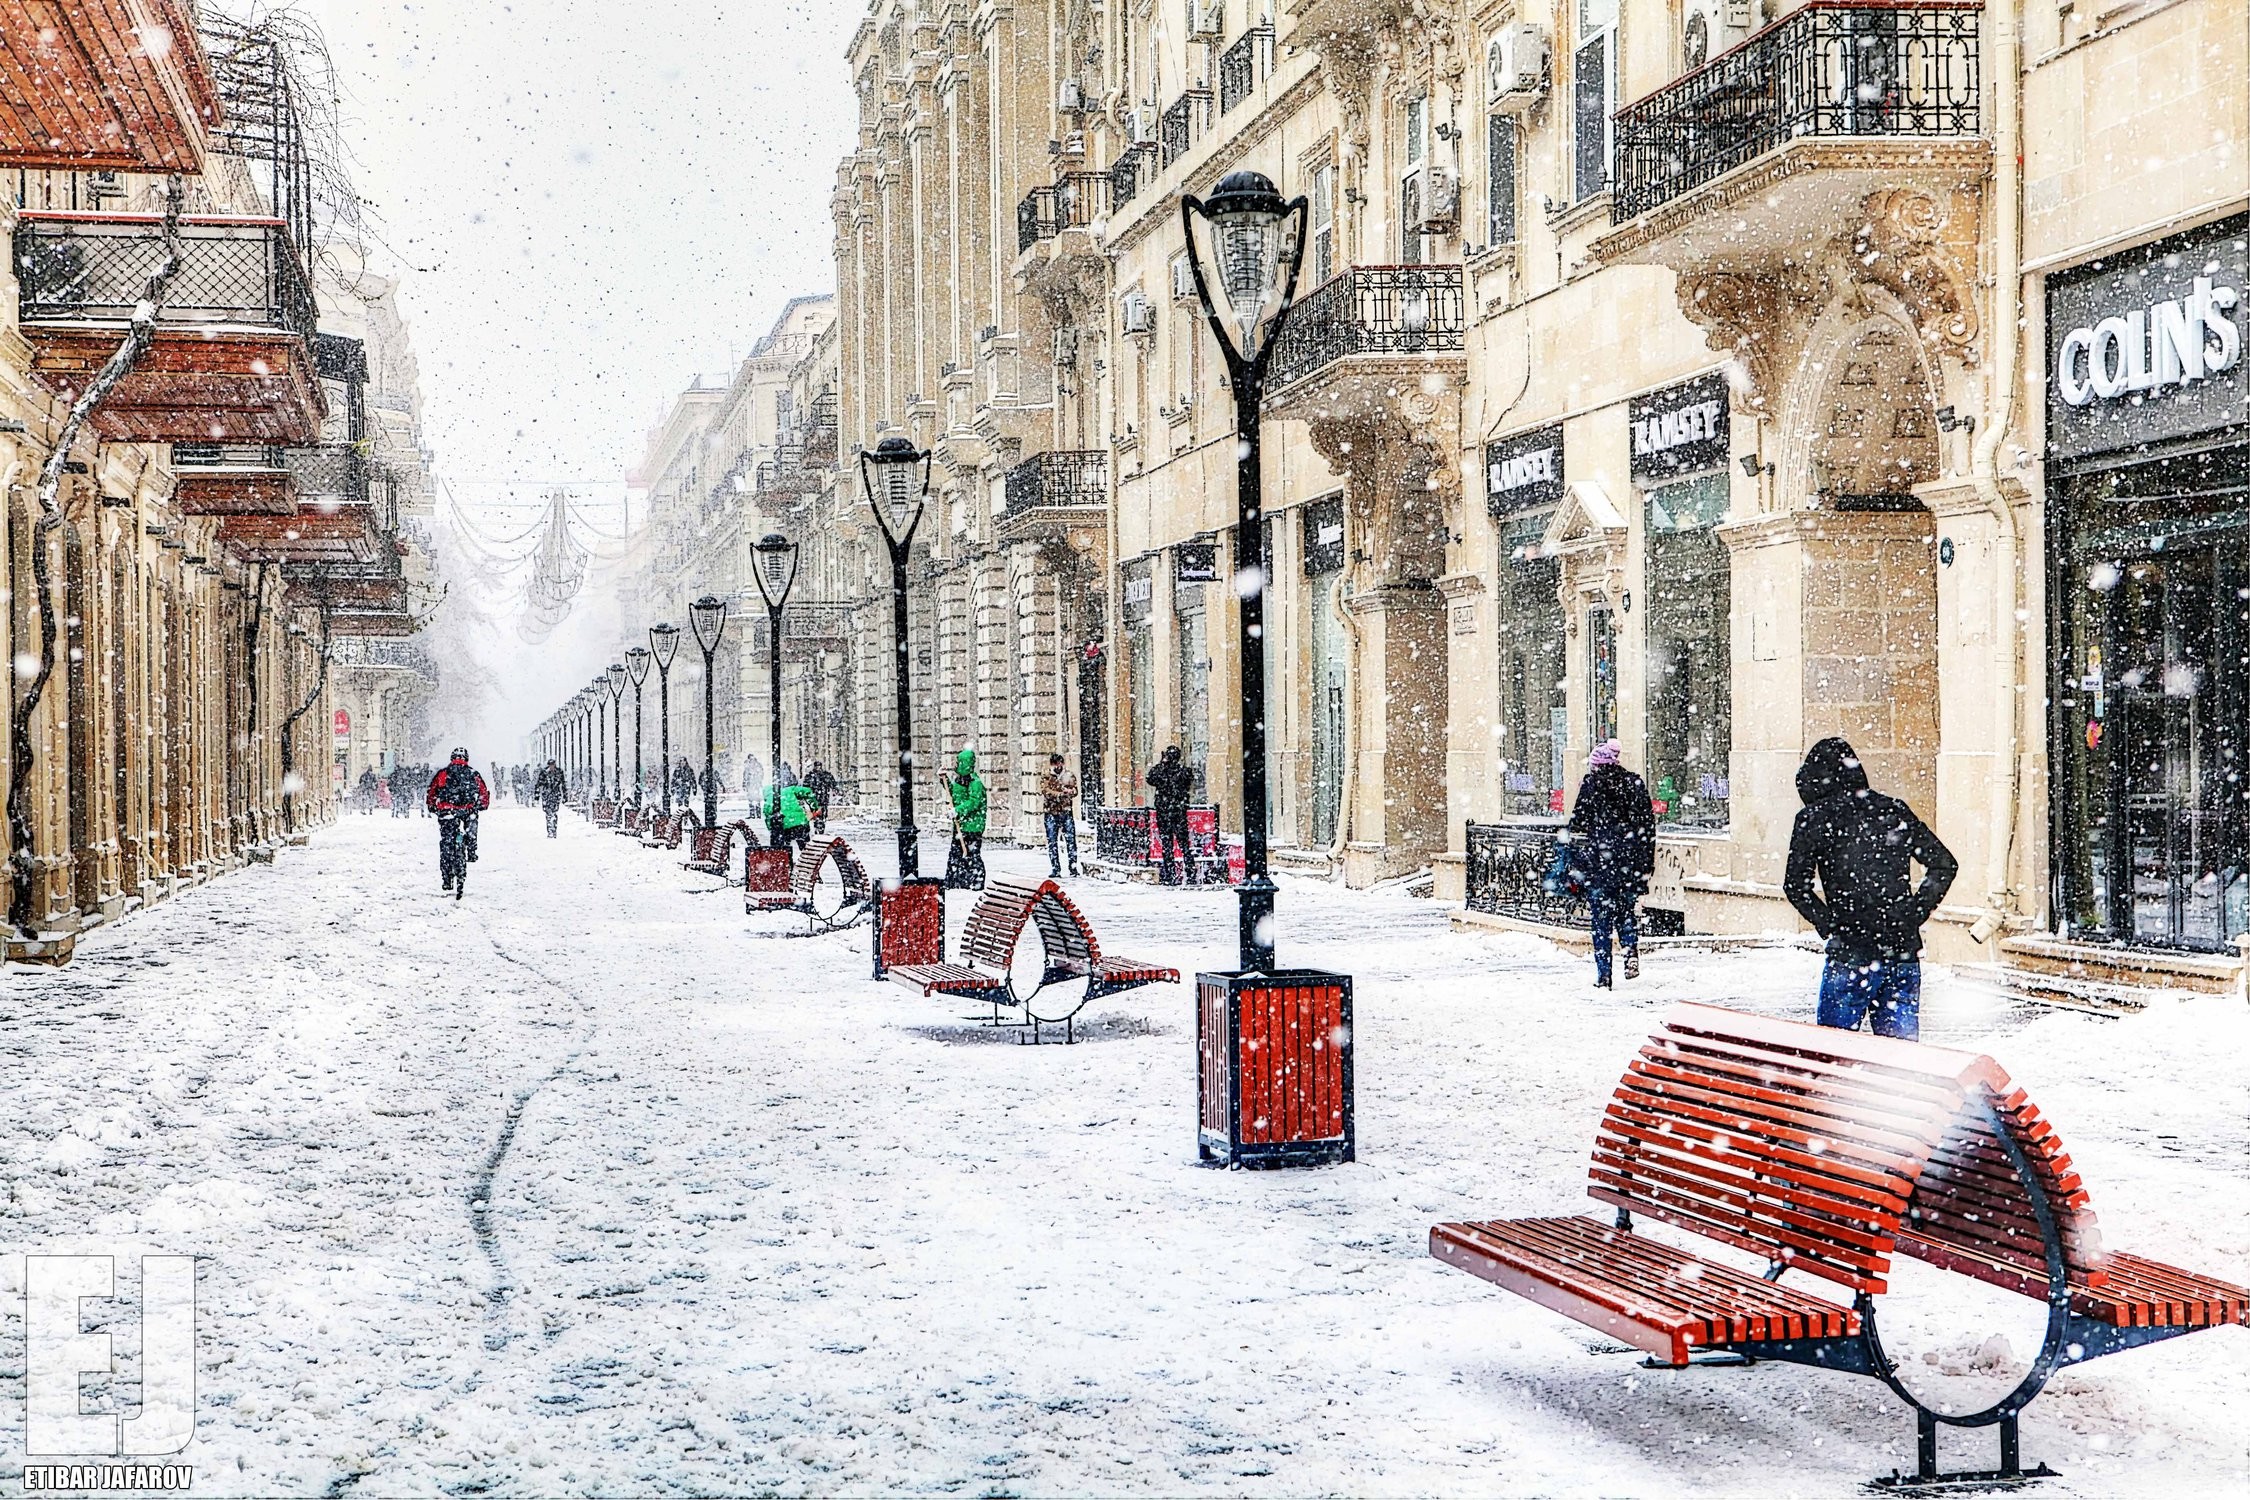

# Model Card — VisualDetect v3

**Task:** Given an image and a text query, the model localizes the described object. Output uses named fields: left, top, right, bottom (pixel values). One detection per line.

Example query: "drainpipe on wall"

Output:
left=1320, top=564, right=1363, bottom=878
left=1967, top=1, right=2025, bottom=948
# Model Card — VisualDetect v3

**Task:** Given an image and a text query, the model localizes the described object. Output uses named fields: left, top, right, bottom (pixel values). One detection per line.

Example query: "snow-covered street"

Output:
left=5, top=809, right=2246, bottom=1497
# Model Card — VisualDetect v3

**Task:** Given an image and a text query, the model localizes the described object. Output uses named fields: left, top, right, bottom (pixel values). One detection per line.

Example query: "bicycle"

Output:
left=438, top=813, right=474, bottom=899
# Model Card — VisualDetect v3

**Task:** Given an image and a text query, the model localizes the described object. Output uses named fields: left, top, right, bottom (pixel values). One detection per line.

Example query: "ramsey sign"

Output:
left=1486, top=424, right=1565, bottom=516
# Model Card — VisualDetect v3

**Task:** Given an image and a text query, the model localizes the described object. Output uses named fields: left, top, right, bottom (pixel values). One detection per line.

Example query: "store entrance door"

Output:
left=2077, top=543, right=2250, bottom=950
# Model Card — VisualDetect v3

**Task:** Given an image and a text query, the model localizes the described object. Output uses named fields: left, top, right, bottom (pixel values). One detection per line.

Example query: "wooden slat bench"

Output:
left=888, top=878, right=1179, bottom=1042
left=684, top=820, right=746, bottom=877
left=745, top=835, right=872, bottom=932
left=640, top=812, right=684, bottom=850
left=613, top=805, right=645, bottom=836
left=1431, top=1003, right=2250, bottom=1487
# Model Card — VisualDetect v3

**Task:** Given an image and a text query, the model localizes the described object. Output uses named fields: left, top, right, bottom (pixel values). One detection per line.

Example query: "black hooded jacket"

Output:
left=1783, top=737, right=1958, bottom=963
left=1565, top=763, right=1657, bottom=895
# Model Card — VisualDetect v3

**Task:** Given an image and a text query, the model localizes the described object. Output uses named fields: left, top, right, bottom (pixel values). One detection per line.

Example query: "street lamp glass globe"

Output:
left=626, top=646, right=651, bottom=684
left=689, top=595, right=728, bottom=651
left=754, top=532, right=796, bottom=605
left=1187, top=170, right=1304, bottom=363
left=861, top=435, right=928, bottom=542
left=607, top=662, right=628, bottom=696
left=649, top=622, right=679, bottom=668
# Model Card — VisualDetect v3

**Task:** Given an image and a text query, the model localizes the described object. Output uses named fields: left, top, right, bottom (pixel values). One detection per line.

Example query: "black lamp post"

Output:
left=1182, top=168, right=1310, bottom=974
left=592, top=676, right=610, bottom=802
left=650, top=622, right=679, bottom=816
left=860, top=435, right=930, bottom=878
left=689, top=594, right=728, bottom=828
left=1182, top=169, right=1353, bottom=1169
left=626, top=646, right=650, bottom=808
left=606, top=661, right=627, bottom=804
left=751, top=532, right=800, bottom=818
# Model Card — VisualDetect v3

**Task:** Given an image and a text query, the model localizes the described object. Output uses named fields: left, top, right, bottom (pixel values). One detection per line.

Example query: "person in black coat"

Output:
left=533, top=759, right=567, bottom=839
left=1147, top=746, right=1196, bottom=887
left=1562, top=739, right=1657, bottom=987
left=1783, top=736, right=1957, bottom=1041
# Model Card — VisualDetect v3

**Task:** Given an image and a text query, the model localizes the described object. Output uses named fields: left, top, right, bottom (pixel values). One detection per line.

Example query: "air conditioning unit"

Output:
left=1125, top=104, right=1158, bottom=142
left=1488, top=24, right=1549, bottom=114
left=1681, top=0, right=1753, bottom=69
left=1059, top=78, right=1086, bottom=112
left=1170, top=256, right=1198, bottom=302
left=1121, top=291, right=1155, bottom=334
left=1061, top=130, right=1087, bottom=156
left=1188, top=3, right=1224, bottom=41
left=1420, top=164, right=1462, bottom=232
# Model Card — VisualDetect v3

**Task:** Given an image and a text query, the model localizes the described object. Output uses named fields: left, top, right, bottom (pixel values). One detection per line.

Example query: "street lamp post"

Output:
left=751, top=532, right=800, bottom=823
left=592, top=676, right=610, bottom=803
left=606, top=662, right=628, bottom=808
left=860, top=436, right=930, bottom=878
left=650, top=623, right=679, bottom=817
left=689, top=595, right=729, bottom=828
left=1181, top=169, right=1354, bottom=1169
left=626, top=647, right=651, bottom=809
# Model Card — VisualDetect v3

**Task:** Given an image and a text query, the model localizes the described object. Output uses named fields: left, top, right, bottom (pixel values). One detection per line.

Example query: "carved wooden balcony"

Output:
left=0, top=0, right=218, bottom=172
left=171, top=443, right=296, bottom=516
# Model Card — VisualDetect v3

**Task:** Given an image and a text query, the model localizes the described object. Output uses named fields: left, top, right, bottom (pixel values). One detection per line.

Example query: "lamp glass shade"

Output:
left=689, top=595, right=728, bottom=652
left=649, top=622, right=680, bottom=668
left=1186, top=170, right=1305, bottom=364
left=753, top=532, right=797, bottom=606
left=607, top=662, right=628, bottom=696
left=626, top=646, right=651, bottom=684
left=860, top=435, right=927, bottom=544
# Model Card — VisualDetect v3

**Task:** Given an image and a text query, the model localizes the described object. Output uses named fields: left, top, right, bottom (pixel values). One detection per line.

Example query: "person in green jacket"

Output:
left=940, top=747, right=988, bottom=889
left=763, top=777, right=814, bottom=853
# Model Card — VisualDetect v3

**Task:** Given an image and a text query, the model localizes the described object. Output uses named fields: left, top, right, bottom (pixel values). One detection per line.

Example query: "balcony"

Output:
left=1218, top=26, right=1275, bottom=115
left=804, top=392, right=840, bottom=463
left=1159, top=89, right=1211, bottom=168
left=1264, top=265, right=1468, bottom=415
left=1595, top=3, right=1986, bottom=266
left=0, top=0, right=218, bottom=172
left=284, top=445, right=369, bottom=511
left=171, top=443, right=296, bottom=516
left=13, top=212, right=324, bottom=443
left=996, top=450, right=1108, bottom=546
left=1110, top=142, right=1162, bottom=210
left=216, top=503, right=385, bottom=567
left=748, top=601, right=853, bottom=662
left=329, top=635, right=436, bottom=676
left=1017, top=171, right=1115, bottom=253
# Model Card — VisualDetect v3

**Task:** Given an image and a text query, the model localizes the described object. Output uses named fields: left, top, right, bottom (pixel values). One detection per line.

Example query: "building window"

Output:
left=1402, top=95, right=1428, bottom=263
left=1176, top=582, right=1210, bottom=801
left=1644, top=472, right=1731, bottom=829
left=1486, top=114, right=1518, bottom=247
left=1310, top=161, right=1337, bottom=286
left=1574, top=0, right=1617, bottom=202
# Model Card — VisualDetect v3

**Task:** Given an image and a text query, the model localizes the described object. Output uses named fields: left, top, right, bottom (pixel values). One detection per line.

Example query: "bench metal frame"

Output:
left=746, top=835, right=874, bottom=935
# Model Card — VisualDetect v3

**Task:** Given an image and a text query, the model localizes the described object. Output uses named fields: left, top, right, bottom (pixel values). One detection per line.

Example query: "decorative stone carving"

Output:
left=1304, top=383, right=1460, bottom=587
left=1852, top=187, right=1981, bottom=365
left=1673, top=263, right=1825, bottom=414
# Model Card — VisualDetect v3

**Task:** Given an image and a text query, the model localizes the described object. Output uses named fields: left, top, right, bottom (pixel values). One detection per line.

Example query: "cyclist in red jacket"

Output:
left=426, top=748, right=491, bottom=893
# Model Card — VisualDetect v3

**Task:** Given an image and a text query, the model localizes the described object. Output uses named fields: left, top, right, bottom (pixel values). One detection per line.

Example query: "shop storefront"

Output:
left=2047, top=213, right=2250, bottom=952
left=1122, top=556, right=1155, bottom=800
left=1486, top=423, right=1568, bottom=817
left=1631, top=372, right=1734, bottom=829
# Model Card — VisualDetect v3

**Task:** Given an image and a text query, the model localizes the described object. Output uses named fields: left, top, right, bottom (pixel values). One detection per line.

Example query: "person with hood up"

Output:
left=670, top=756, right=699, bottom=810
left=1560, top=739, right=1657, bottom=988
left=939, top=748, right=988, bottom=889
left=1784, top=736, right=1958, bottom=1041
left=763, top=769, right=814, bottom=854
left=533, top=758, right=568, bottom=838
left=1147, top=746, right=1197, bottom=886
left=804, top=762, right=839, bottom=832
left=356, top=766, right=379, bottom=814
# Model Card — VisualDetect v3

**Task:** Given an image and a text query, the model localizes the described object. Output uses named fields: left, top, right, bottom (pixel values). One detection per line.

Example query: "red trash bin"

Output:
left=1197, top=968, right=1354, bottom=1168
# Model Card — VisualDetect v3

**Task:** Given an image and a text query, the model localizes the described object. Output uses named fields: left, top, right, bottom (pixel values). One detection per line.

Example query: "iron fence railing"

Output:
left=1265, top=264, right=1468, bottom=393
left=1004, top=449, right=1108, bottom=517
left=1110, top=142, right=1162, bottom=208
left=1218, top=26, right=1275, bottom=114
left=173, top=443, right=285, bottom=469
left=1611, top=2, right=1982, bottom=222
left=13, top=212, right=318, bottom=339
left=1017, top=171, right=1115, bottom=252
left=284, top=444, right=367, bottom=508
left=1096, top=805, right=1229, bottom=878
left=1464, top=820, right=1589, bottom=929
left=1159, top=90, right=1209, bottom=167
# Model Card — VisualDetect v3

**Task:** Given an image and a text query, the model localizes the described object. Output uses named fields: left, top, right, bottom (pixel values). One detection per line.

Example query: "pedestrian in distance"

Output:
left=426, top=748, right=491, bottom=895
left=1557, top=739, right=1656, bottom=989
left=670, top=756, right=698, bottom=811
left=1040, top=752, right=1081, bottom=879
left=1147, top=745, right=1196, bottom=887
left=763, top=772, right=814, bottom=855
left=1784, top=735, right=1958, bottom=1042
left=742, top=753, right=766, bottom=809
left=357, top=766, right=379, bottom=814
left=534, top=758, right=567, bottom=839
left=939, top=747, right=988, bottom=890
left=386, top=762, right=415, bottom=818
left=804, top=761, right=838, bottom=833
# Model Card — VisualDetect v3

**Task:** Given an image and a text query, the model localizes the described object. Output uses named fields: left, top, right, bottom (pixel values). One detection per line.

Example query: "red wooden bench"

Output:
left=684, top=820, right=747, bottom=877
left=640, top=812, right=684, bottom=849
left=745, top=835, right=872, bottom=933
left=613, top=805, right=644, bottom=836
left=1430, top=1004, right=2250, bottom=1488
left=888, top=878, right=1178, bottom=1042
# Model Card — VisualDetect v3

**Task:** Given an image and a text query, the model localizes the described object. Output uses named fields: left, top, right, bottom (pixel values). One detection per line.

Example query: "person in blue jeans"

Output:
left=1039, top=754, right=1081, bottom=878
left=1783, top=736, right=1958, bottom=1041
left=1560, top=740, right=1656, bottom=988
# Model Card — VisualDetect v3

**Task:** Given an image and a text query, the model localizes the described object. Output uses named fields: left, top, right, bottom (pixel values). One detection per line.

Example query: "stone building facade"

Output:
left=2, top=10, right=427, bottom=947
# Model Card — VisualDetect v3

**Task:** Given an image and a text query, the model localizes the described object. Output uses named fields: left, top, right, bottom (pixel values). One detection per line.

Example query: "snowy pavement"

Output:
left=4, top=807, right=2246, bottom=1497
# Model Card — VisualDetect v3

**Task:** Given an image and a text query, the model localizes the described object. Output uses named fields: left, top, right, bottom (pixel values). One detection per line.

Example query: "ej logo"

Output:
left=23, top=1255, right=197, bottom=1456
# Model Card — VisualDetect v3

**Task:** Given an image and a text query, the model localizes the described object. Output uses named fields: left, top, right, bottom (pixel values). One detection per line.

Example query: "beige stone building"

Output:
left=2, top=9, right=424, bottom=948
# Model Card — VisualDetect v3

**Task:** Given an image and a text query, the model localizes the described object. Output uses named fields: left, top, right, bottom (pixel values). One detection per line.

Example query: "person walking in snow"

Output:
left=1041, top=753, right=1081, bottom=879
left=534, top=758, right=567, bottom=839
left=356, top=766, right=379, bottom=814
left=386, top=762, right=416, bottom=818
left=939, top=747, right=988, bottom=889
left=1561, top=739, right=1657, bottom=989
left=1784, top=736, right=1958, bottom=1042
left=1147, top=745, right=1196, bottom=887
left=804, top=762, right=838, bottom=832
left=763, top=772, right=814, bottom=854
left=670, top=756, right=698, bottom=811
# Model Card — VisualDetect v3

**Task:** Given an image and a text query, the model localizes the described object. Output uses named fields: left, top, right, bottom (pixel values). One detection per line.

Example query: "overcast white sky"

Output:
left=285, top=0, right=865, bottom=749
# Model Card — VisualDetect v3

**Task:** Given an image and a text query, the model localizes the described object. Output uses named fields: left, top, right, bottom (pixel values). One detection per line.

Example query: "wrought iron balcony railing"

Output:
left=1218, top=26, right=1275, bottom=115
left=1159, top=90, right=1210, bottom=167
left=1017, top=171, right=1116, bottom=252
left=12, top=212, right=318, bottom=340
left=1004, top=450, right=1108, bottom=518
left=173, top=443, right=285, bottom=469
left=1110, top=142, right=1162, bottom=208
left=1265, top=264, right=1468, bottom=394
left=284, top=444, right=368, bottom=508
left=1611, top=2, right=1982, bottom=223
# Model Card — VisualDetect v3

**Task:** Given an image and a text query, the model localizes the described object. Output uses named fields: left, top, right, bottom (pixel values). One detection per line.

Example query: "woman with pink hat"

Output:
left=1559, top=738, right=1656, bottom=987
